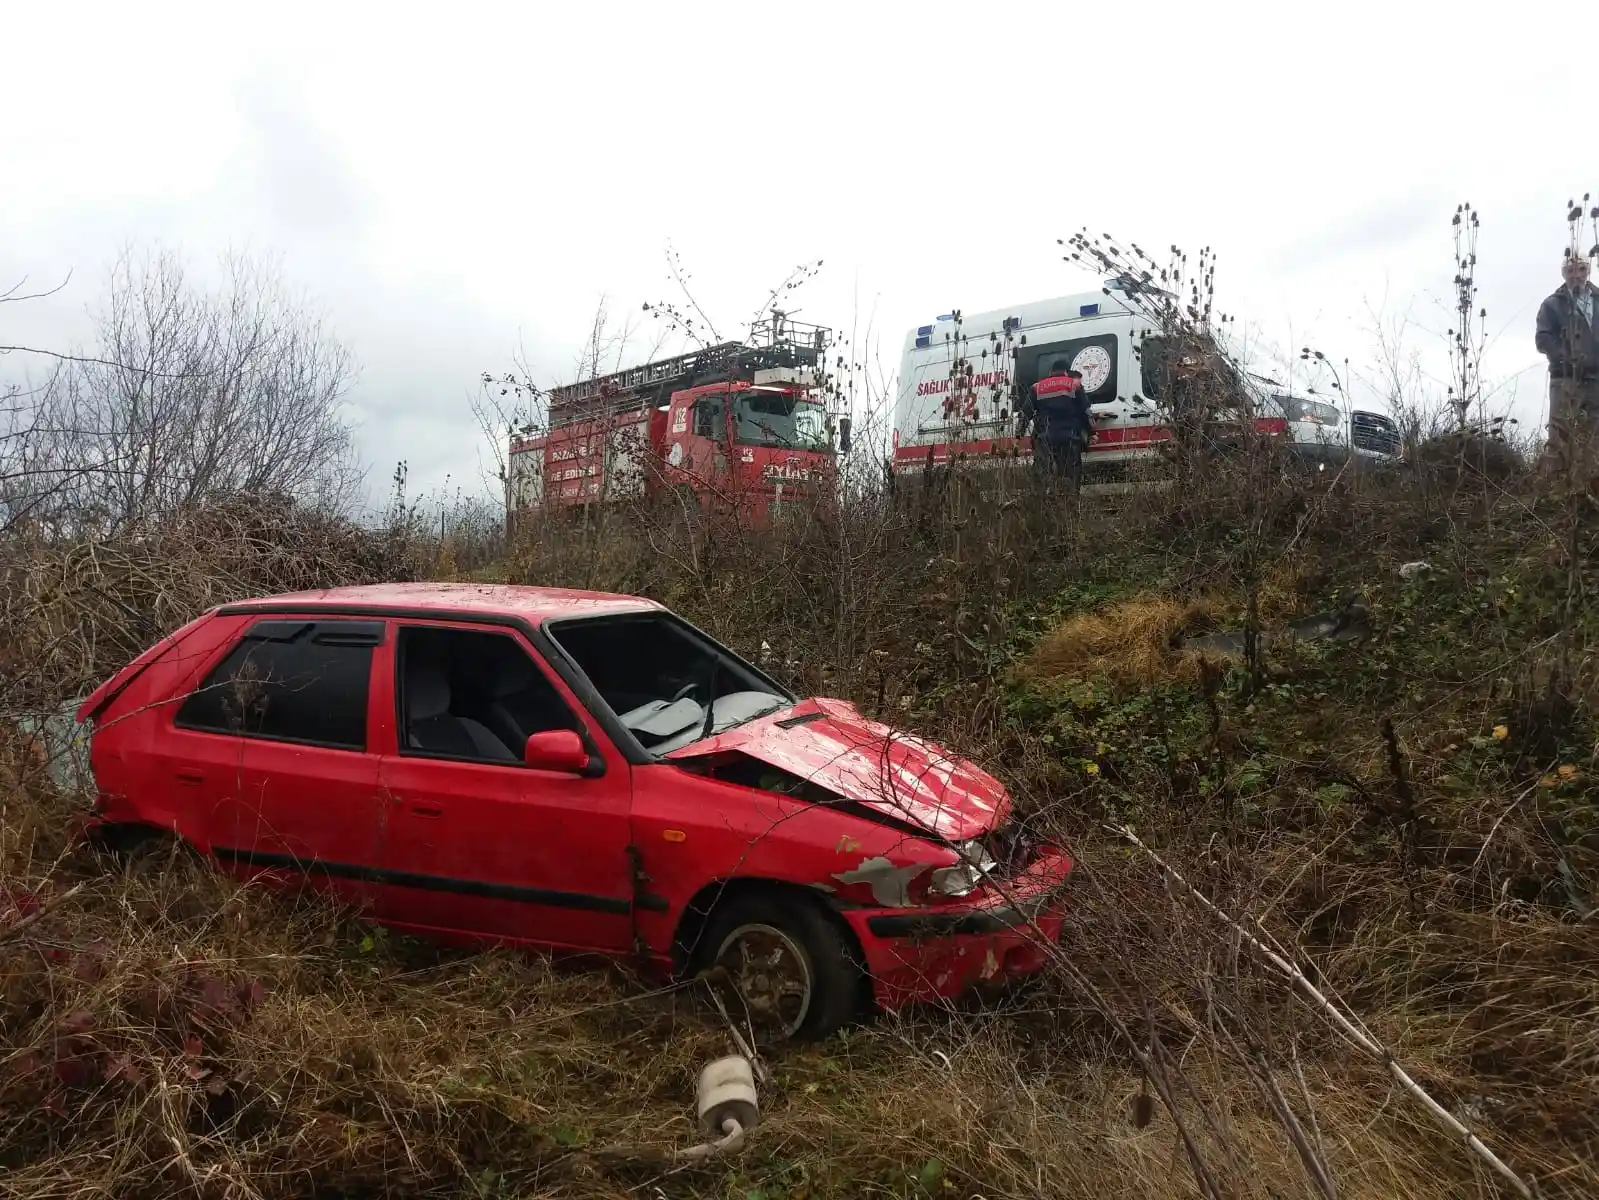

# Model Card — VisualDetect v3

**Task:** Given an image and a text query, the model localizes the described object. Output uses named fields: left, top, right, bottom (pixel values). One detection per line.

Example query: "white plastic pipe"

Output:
left=678, top=1055, right=759, bottom=1161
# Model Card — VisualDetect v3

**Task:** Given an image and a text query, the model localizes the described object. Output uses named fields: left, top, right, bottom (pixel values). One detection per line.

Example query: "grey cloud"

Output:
left=233, top=77, right=367, bottom=239
left=1278, top=190, right=1450, bottom=272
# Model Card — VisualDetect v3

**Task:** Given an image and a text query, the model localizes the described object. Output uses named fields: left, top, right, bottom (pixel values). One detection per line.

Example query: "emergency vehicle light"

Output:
left=1080, top=303, right=1099, bottom=316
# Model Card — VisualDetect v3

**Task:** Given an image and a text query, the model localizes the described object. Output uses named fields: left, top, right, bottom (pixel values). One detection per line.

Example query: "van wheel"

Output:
left=696, top=893, right=861, bottom=1042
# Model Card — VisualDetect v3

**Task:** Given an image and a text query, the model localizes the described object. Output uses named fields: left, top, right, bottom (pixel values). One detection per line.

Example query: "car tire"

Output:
left=695, top=891, right=863, bottom=1042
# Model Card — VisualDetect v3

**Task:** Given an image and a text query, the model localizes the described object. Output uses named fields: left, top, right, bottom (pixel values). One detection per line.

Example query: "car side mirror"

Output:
left=524, top=729, right=591, bottom=774
left=837, top=415, right=852, bottom=454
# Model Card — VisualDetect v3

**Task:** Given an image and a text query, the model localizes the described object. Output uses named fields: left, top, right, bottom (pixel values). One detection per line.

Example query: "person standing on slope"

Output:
left=1534, top=252, right=1599, bottom=473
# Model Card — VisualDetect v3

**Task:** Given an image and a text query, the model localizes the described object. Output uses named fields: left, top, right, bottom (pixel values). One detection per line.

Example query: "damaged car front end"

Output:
left=538, top=603, right=1074, bottom=1035
left=658, top=695, right=1074, bottom=1016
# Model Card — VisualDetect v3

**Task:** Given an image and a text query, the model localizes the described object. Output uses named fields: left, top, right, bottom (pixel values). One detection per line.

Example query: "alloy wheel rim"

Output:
left=713, top=922, right=813, bottom=1037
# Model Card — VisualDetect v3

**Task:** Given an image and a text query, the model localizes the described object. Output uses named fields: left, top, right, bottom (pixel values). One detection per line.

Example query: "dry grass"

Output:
left=1019, top=594, right=1229, bottom=688
left=6, top=784, right=1594, bottom=1199
left=5, top=790, right=1588, bottom=1200
left=2, top=455, right=1596, bottom=1198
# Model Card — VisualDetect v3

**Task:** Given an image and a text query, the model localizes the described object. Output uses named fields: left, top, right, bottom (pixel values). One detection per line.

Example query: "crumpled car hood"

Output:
left=666, top=696, right=1010, bottom=842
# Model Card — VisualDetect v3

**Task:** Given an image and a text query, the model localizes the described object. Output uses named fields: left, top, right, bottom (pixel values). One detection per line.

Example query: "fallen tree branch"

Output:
left=1112, top=824, right=1534, bottom=1200
left=0, top=881, right=86, bottom=945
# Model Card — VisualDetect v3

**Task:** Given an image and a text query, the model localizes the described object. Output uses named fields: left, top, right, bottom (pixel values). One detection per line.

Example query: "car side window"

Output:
left=175, top=619, right=382, bottom=751
left=396, top=625, right=582, bottom=765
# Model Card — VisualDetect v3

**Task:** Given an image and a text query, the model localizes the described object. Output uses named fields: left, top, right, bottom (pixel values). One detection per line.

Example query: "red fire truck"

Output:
left=508, top=317, right=844, bottom=530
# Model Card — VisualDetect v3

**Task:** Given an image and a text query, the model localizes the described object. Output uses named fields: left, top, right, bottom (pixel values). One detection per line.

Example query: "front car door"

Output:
left=374, top=619, right=635, bottom=953
left=539, top=608, right=799, bottom=960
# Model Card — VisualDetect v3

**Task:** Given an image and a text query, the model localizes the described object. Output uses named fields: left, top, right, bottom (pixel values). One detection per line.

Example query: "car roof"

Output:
left=219, top=581, right=661, bottom=623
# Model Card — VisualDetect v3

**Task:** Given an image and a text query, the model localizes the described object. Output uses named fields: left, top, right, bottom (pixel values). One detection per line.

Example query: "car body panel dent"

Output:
left=665, top=696, right=1009, bottom=842
left=831, top=855, right=929, bottom=907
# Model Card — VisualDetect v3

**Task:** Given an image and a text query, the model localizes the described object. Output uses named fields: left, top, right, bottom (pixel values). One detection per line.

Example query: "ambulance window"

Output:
left=1137, top=336, right=1169, bottom=400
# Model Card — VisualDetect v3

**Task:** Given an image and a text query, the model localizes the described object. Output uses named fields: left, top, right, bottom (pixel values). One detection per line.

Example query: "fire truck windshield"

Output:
left=735, top=390, right=830, bottom=450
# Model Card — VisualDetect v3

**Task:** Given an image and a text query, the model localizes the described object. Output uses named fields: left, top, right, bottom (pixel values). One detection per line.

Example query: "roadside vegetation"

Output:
left=2, top=222, right=1595, bottom=1198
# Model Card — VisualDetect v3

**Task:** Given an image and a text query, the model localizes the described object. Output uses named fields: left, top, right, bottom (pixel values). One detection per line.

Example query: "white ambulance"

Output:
left=890, top=280, right=1401, bottom=476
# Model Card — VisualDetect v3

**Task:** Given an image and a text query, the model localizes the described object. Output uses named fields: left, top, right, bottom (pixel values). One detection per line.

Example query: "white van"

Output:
left=890, top=281, right=1400, bottom=476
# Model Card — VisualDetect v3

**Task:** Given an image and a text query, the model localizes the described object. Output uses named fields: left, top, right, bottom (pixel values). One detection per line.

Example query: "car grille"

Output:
left=1351, top=411, right=1401, bottom=456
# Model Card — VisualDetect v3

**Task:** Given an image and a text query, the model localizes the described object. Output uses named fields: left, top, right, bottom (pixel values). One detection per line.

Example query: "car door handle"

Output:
left=409, top=805, right=444, bottom=818
left=176, top=770, right=204, bottom=786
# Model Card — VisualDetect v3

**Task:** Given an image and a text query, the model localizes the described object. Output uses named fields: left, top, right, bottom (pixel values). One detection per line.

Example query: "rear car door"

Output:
left=374, top=620, right=635, bottom=953
left=172, top=617, right=387, bottom=913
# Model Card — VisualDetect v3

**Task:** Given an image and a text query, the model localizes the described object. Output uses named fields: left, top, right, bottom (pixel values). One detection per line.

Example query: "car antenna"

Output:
left=699, top=656, right=719, bottom=742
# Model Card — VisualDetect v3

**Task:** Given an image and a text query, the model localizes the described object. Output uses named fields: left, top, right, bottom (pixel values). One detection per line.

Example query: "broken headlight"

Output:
left=978, top=820, right=1037, bottom=876
left=926, top=840, right=998, bottom=899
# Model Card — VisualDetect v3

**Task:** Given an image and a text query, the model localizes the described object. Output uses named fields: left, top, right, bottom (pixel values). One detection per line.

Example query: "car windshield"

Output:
left=1139, top=333, right=1250, bottom=409
left=1276, top=394, right=1341, bottom=425
left=735, top=390, right=830, bottom=450
left=547, top=613, right=791, bottom=754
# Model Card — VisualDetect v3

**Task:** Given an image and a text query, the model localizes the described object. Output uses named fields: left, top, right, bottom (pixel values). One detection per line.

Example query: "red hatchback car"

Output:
left=77, top=583, right=1072, bottom=1038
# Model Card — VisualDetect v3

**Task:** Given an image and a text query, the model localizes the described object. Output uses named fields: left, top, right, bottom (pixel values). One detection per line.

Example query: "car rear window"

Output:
left=174, top=619, right=383, bottom=751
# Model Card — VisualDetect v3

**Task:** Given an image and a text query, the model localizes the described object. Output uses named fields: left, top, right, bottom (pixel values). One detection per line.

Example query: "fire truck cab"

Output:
left=509, top=317, right=842, bottom=529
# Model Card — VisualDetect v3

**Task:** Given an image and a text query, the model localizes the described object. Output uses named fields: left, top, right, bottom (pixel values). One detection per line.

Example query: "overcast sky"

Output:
left=2, top=2, right=1584, bottom=509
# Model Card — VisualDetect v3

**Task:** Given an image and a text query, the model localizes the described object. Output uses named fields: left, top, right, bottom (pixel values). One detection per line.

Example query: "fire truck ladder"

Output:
left=545, top=342, right=746, bottom=425
left=545, top=322, right=832, bottom=429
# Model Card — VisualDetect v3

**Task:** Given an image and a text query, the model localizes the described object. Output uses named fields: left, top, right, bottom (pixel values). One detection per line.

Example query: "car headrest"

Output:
left=490, top=653, right=539, bottom=699
left=407, top=664, right=451, bottom=720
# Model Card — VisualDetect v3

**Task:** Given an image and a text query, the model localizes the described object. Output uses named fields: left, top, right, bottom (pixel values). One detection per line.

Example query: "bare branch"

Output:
left=0, top=344, right=206, bottom=377
left=0, top=270, right=72, bottom=304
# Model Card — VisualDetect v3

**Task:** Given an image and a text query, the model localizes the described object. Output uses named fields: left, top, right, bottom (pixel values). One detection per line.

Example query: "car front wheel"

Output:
left=697, top=893, right=862, bottom=1042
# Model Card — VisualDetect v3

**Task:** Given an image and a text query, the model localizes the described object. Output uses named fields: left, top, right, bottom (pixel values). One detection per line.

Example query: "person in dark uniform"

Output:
left=1027, top=362, right=1093, bottom=492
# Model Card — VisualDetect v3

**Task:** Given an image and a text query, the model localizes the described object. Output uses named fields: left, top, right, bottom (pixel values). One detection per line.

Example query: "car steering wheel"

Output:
left=669, top=680, right=699, bottom=703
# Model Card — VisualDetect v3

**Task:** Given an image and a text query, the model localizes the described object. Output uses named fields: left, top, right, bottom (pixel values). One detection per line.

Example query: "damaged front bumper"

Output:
left=838, top=848, right=1071, bottom=1010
